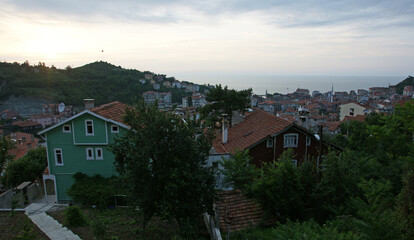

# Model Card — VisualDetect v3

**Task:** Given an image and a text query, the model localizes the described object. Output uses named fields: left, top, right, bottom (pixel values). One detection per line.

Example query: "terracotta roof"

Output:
left=213, top=109, right=293, bottom=154
left=8, top=132, right=39, bottom=160
left=215, top=190, right=276, bottom=232
left=325, top=121, right=341, bottom=131
left=342, top=115, right=366, bottom=122
left=12, top=120, right=41, bottom=127
left=91, top=101, right=131, bottom=125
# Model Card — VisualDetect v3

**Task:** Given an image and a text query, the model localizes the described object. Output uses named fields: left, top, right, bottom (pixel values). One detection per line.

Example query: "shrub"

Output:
left=67, top=172, right=121, bottom=209
left=65, top=206, right=87, bottom=227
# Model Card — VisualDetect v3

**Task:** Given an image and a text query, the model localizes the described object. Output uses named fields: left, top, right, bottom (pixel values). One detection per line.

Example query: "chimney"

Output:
left=222, top=114, right=228, bottom=144
left=83, top=99, right=95, bottom=110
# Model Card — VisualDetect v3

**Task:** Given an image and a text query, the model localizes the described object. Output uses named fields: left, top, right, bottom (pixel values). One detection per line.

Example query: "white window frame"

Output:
left=111, top=125, right=119, bottom=133
left=85, top=119, right=94, bottom=136
left=284, top=133, right=298, bottom=148
left=306, top=136, right=311, bottom=146
left=266, top=138, right=273, bottom=148
left=62, top=124, right=71, bottom=133
left=54, top=148, right=64, bottom=166
left=86, top=148, right=94, bottom=160
left=291, top=159, right=298, bottom=167
left=95, top=148, right=104, bottom=160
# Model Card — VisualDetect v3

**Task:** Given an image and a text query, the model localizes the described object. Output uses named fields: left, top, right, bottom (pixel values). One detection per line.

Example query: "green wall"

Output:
left=45, top=112, right=127, bottom=202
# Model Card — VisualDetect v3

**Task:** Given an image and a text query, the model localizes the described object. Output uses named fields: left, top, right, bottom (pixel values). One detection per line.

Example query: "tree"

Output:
left=110, top=101, right=215, bottom=237
left=3, top=147, right=47, bottom=187
left=220, top=149, right=257, bottom=190
left=0, top=136, right=14, bottom=177
left=201, top=84, right=252, bottom=127
left=250, top=149, right=305, bottom=221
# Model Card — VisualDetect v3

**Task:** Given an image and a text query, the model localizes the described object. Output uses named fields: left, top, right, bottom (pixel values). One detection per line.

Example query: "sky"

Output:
left=1, top=0, right=413, bottom=86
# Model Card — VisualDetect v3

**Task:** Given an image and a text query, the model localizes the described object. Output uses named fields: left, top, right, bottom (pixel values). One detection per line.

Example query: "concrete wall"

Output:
left=0, top=189, right=15, bottom=209
left=27, top=182, right=43, bottom=203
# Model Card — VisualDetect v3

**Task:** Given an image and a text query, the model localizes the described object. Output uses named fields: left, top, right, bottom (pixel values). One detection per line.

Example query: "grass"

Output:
left=46, top=206, right=209, bottom=240
left=0, top=211, right=50, bottom=240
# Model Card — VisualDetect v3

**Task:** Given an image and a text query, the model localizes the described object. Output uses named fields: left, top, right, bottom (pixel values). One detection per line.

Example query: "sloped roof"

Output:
left=342, top=115, right=366, bottom=122
left=38, top=101, right=131, bottom=135
left=215, top=190, right=276, bottom=232
left=213, top=109, right=293, bottom=154
left=12, top=120, right=41, bottom=127
left=91, top=101, right=131, bottom=125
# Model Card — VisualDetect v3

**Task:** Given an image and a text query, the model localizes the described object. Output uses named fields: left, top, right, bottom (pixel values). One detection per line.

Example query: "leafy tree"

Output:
left=3, top=147, right=47, bottom=187
left=220, top=149, right=257, bottom=190
left=110, top=101, right=215, bottom=237
left=67, top=173, right=120, bottom=209
left=250, top=149, right=304, bottom=221
left=201, top=84, right=252, bottom=127
left=0, top=136, right=14, bottom=175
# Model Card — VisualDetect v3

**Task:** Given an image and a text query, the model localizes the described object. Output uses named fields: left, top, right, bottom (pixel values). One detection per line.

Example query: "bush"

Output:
left=92, top=219, right=107, bottom=240
left=65, top=206, right=87, bottom=227
left=67, top=172, right=122, bottom=209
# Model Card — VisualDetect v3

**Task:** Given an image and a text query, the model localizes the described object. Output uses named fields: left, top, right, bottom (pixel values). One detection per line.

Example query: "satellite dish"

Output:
left=314, top=134, right=320, bottom=140
left=58, top=103, right=65, bottom=113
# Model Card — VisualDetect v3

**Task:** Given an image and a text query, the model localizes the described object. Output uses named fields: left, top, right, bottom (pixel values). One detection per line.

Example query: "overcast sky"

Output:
left=1, top=0, right=413, bottom=78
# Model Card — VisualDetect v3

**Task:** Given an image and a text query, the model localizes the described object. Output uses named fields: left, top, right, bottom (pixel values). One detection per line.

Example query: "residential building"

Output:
left=12, top=120, right=42, bottom=133
left=403, top=86, right=414, bottom=97
left=209, top=110, right=333, bottom=177
left=38, top=100, right=130, bottom=203
left=339, top=102, right=367, bottom=121
left=8, top=132, right=39, bottom=160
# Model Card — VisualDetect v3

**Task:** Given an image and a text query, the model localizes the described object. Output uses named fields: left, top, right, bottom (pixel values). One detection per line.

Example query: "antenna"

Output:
left=58, top=103, right=66, bottom=113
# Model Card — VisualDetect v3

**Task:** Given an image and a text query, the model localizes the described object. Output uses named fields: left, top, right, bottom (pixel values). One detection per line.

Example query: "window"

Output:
left=306, top=136, right=311, bottom=146
left=63, top=125, right=71, bottom=133
left=350, top=108, right=354, bottom=116
left=95, top=148, right=103, bottom=160
left=284, top=133, right=298, bottom=148
left=111, top=125, right=119, bottom=133
left=85, top=120, right=94, bottom=136
left=54, top=148, right=63, bottom=166
left=266, top=138, right=274, bottom=148
left=86, top=148, right=94, bottom=160
left=291, top=159, right=298, bottom=167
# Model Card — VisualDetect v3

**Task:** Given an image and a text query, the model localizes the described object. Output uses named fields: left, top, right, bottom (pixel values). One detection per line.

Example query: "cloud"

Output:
left=3, top=0, right=414, bottom=29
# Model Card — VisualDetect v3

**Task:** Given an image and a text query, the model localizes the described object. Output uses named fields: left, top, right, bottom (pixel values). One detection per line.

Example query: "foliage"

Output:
left=220, top=149, right=257, bottom=190
left=65, top=206, right=87, bottom=227
left=14, top=223, right=36, bottom=240
left=3, top=147, right=47, bottom=187
left=249, top=149, right=305, bottom=221
left=396, top=75, right=414, bottom=94
left=67, top=173, right=121, bottom=209
left=110, top=101, right=215, bottom=238
left=396, top=170, right=414, bottom=239
left=0, top=136, right=14, bottom=175
left=91, top=219, right=107, bottom=240
left=200, top=84, right=252, bottom=127
left=231, top=219, right=363, bottom=240
left=0, top=61, right=208, bottom=107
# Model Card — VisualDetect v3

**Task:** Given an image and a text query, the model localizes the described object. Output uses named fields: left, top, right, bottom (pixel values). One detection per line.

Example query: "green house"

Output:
left=38, top=101, right=130, bottom=203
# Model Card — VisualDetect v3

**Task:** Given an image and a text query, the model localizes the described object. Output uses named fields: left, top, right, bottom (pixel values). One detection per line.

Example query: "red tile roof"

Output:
left=91, top=101, right=131, bottom=125
left=215, top=190, right=276, bottom=232
left=12, top=120, right=41, bottom=127
left=8, top=132, right=39, bottom=160
left=213, top=110, right=293, bottom=154
left=342, top=115, right=366, bottom=122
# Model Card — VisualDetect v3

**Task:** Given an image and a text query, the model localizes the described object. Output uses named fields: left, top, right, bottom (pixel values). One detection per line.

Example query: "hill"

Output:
left=0, top=61, right=205, bottom=109
left=396, top=75, right=414, bottom=94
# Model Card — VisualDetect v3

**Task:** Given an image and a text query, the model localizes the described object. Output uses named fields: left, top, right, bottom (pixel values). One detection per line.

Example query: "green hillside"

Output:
left=396, top=75, right=414, bottom=94
left=0, top=61, right=203, bottom=106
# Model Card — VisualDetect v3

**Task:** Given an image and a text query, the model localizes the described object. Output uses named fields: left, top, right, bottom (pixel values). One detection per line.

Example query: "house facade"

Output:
left=339, top=102, right=367, bottom=121
left=38, top=101, right=130, bottom=203
left=209, top=110, right=333, bottom=175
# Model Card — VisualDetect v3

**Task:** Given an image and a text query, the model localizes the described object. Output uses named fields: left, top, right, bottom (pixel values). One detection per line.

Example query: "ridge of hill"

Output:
left=396, top=75, right=414, bottom=94
left=0, top=61, right=206, bottom=110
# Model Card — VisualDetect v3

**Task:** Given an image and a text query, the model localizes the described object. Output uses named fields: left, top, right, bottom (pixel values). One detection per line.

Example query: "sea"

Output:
left=176, top=74, right=405, bottom=95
